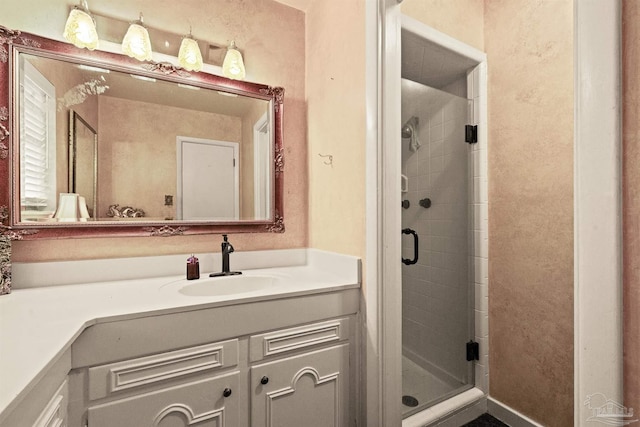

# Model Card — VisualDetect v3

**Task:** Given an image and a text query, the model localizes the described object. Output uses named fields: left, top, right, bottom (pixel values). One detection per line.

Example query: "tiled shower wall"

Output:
left=401, top=78, right=471, bottom=385
left=469, top=64, right=489, bottom=393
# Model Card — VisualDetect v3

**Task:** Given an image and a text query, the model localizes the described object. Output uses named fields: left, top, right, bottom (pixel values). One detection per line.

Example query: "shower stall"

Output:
left=399, top=19, right=488, bottom=421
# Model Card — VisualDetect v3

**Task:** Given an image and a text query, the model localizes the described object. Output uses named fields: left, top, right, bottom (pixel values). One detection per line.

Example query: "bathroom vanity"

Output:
left=0, top=25, right=361, bottom=427
left=0, top=249, right=361, bottom=427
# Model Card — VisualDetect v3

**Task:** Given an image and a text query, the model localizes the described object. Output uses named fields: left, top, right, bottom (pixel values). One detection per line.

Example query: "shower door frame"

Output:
left=363, top=1, right=488, bottom=426
left=400, top=81, right=477, bottom=416
left=399, top=16, right=489, bottom=424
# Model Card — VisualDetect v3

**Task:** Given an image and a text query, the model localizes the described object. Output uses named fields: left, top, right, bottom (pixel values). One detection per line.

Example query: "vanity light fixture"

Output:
left=222, top=40, right=246, bottom=80
left=178, top=29, right=203, bottom=72
left=62, top=7, right=248, bottom=75
left=63, top=0, right=99, bottom=50
left=122, top=13, right=153, bottom=61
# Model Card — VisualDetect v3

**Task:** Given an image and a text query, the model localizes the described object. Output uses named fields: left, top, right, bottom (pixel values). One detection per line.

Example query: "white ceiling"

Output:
left=401, top=29, right=477, bottom=90
left=273, top=0, right=311, bottom=12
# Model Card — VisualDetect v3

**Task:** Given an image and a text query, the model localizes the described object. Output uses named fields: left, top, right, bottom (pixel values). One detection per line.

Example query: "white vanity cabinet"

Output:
left=248, top=318, right=352, bottom=427
left=33, top=380, right=69, bottom=427
left=70, top=296, right=358, bottom=427
left=250, top=344, right=350, bottom=427
left=83, top=340, right=240, bottom=427
left=0, top=349, right=71, bottom=427
left=0, top=251, right=361, bottom=427
left=87, top=373, right=240, bottom=427
left=1, top=378, right=69, bottom=427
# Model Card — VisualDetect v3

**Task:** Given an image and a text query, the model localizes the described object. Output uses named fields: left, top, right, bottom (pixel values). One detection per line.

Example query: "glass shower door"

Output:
left=400, top=78, right=475, bottom=417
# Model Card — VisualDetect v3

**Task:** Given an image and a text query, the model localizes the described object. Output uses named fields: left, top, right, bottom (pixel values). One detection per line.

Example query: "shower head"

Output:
left=401, top=124, right=413, bottom=138
left=401, top=116, right=418, bottom=139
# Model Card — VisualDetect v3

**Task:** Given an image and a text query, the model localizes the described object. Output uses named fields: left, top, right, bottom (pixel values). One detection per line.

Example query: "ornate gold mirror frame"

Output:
left=0, top=26, right=285, bottom=240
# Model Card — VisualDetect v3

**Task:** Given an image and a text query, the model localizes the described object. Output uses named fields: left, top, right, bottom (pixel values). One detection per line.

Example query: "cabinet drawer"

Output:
left=88, top=339, right=238, bottom=400
left=88, top=372, right=239, bottom=427
left=249, top=318, right=350, bottom=362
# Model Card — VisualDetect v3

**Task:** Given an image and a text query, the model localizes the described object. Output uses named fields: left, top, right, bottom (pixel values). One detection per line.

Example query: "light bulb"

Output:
left=122, top=14, right=152, bottom=61
left=178, top=36, right=203, bottom=72
left=222, top=41, right=246, bottom=80
left=63, top=5, right=99, bottom=50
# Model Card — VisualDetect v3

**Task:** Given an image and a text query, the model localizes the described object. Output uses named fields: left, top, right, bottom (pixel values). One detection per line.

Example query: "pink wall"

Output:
left=485, top=1, right=574, bottom=425
left=306, top=0, right=366, bottom=258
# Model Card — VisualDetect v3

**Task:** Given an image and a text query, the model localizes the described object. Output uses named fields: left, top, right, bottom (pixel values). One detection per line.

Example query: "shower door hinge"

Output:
left=465, top=125, right=478, bottom=144
left=466, top=340, right=480, bottom=361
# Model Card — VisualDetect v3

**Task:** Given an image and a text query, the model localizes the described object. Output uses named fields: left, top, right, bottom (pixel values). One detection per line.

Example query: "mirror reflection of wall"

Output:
left=17, top=52, right=273, bottom=223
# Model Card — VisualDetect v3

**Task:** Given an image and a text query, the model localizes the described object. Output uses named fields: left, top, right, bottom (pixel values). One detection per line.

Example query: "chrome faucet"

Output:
left=210, top=234, right=242, bottom=277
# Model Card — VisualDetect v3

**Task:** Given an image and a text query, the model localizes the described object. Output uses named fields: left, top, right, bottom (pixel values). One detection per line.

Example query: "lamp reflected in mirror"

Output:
left=53, top=193, right=90, bottom=222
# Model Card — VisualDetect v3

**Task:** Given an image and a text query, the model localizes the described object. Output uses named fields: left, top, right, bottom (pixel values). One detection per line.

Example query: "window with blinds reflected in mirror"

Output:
left=19, top=58, right=57, bottom=220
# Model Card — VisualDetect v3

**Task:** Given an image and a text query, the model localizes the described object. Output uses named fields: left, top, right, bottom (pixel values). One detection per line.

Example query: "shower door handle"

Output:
left=402, top=228, right=419, bottom=265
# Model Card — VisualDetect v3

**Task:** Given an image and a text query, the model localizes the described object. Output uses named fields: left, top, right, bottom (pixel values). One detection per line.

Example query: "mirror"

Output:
left=0, top=28, right=284, bottom=238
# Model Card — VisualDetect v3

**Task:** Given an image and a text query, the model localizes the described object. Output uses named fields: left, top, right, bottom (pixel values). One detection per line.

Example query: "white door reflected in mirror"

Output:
left=177, top=137, right=239, bottom=221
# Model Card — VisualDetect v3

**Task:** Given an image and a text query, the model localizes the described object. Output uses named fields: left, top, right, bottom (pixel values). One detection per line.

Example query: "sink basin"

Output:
left=178, top=275, right=277, bottom=296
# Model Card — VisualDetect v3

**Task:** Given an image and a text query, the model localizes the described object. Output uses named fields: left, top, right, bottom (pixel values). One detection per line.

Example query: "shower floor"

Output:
left=402, top=356, right=464, bottom=417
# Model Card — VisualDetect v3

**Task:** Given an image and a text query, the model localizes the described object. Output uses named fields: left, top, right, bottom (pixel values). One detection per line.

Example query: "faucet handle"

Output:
left=221, top=234, right=234, bottom=253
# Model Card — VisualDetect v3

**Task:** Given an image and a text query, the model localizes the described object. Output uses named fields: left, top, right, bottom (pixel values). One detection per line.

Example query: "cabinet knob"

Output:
left=260, top=376, right=269, bottom=385
left=223, top=388, right=232, bottom=398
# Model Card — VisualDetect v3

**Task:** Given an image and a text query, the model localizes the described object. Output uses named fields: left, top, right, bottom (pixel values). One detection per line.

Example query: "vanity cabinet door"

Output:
left=87, top=372, right=239, bottom=427
left=33, top=380, right=68, bottom=427
left=250, top=344, right=350, bottom=427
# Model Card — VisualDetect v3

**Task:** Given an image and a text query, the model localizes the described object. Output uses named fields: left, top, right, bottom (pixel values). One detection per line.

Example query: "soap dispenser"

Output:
left=186, top=254, right=200, bottom=280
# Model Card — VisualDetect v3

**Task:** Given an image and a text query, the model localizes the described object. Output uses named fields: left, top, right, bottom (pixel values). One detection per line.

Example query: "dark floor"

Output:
left=462, top=413, right=510, bottom=427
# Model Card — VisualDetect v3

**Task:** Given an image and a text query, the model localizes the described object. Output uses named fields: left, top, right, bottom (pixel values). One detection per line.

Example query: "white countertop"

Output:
left=0, top=249, right=360, bottom=421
